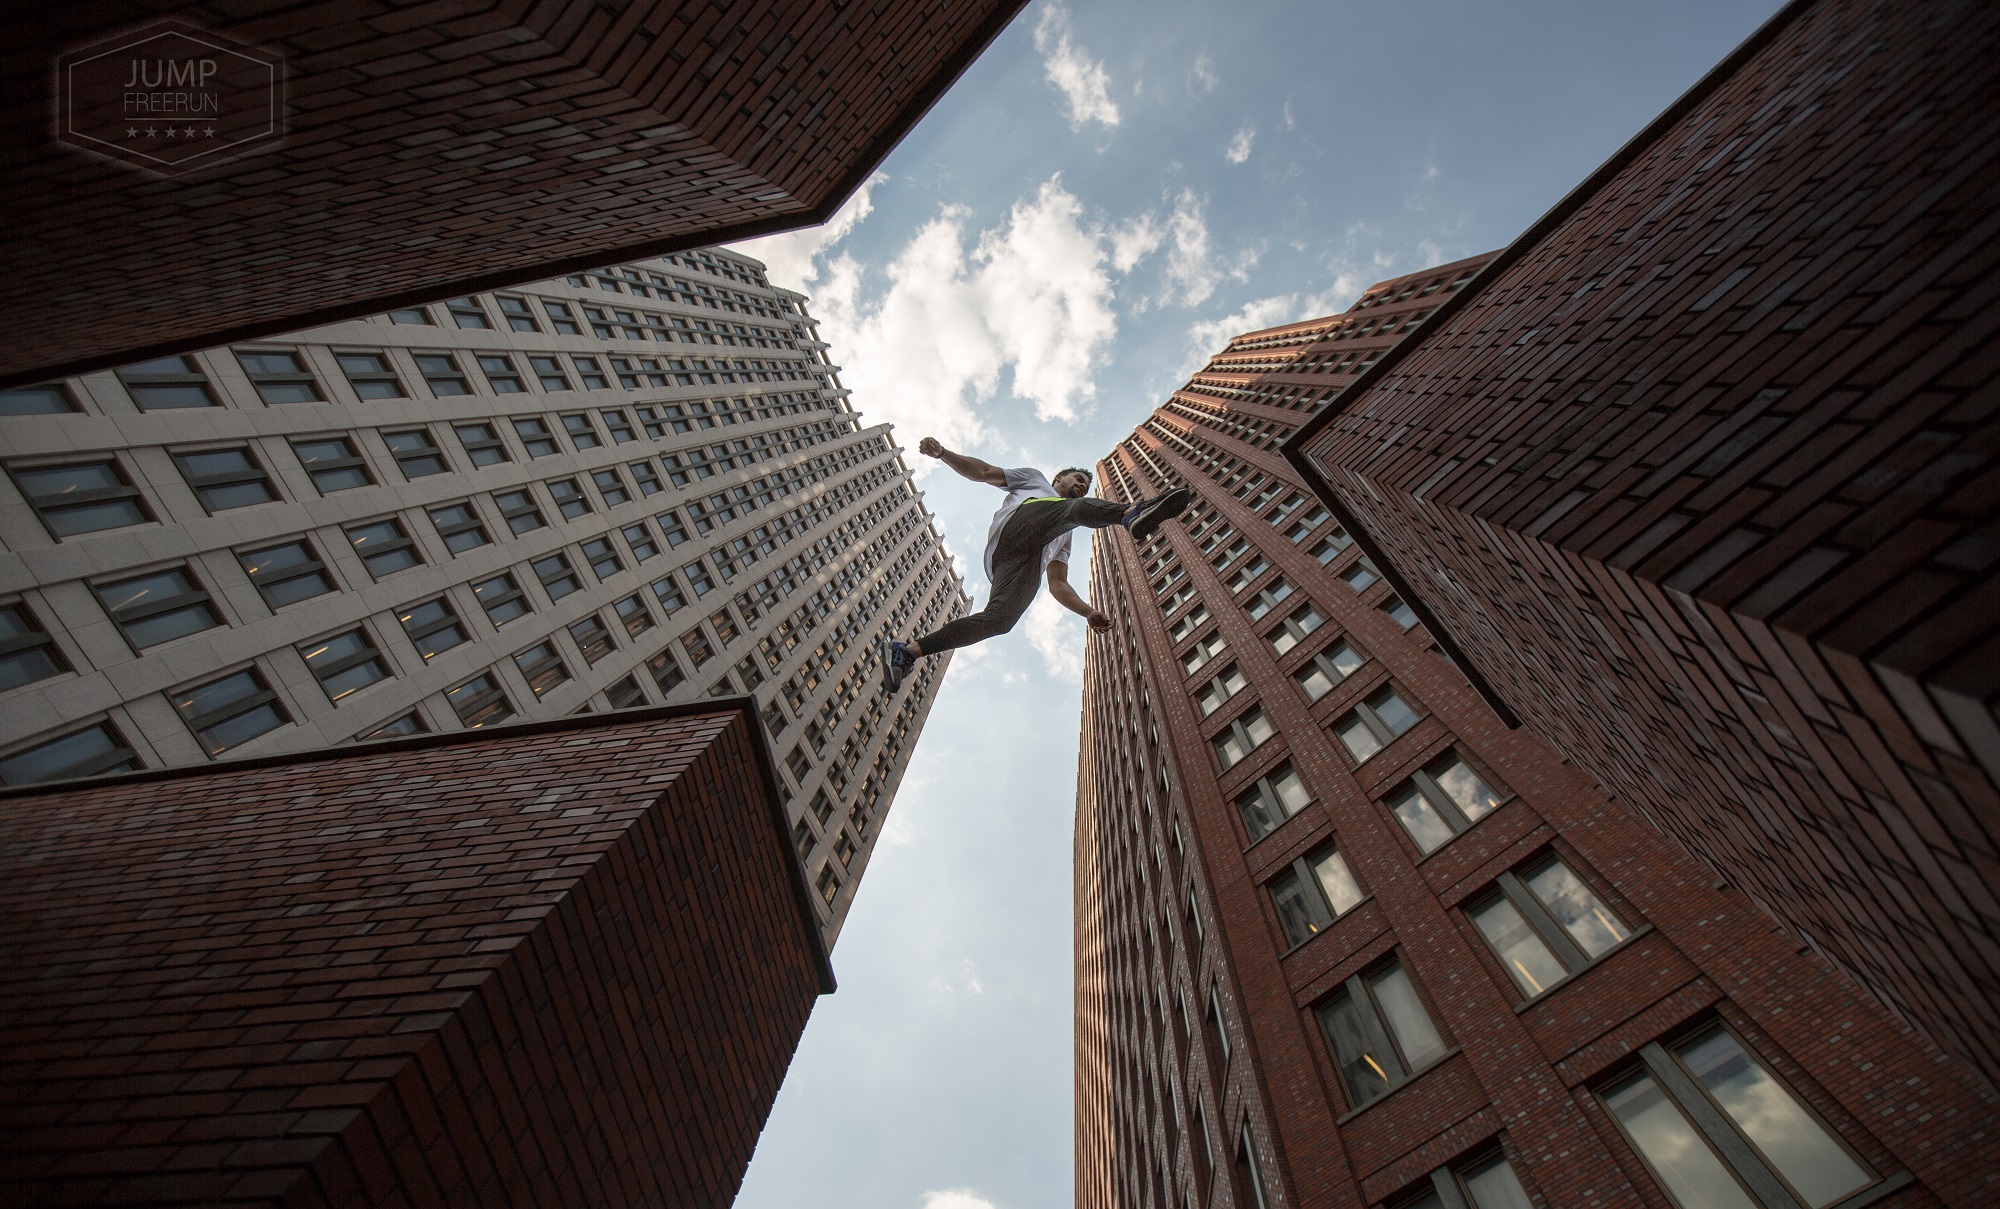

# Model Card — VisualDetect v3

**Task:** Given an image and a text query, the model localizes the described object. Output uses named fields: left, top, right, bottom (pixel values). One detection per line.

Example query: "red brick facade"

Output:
left=0, top=702, right=831, bottom=1207
left=1289, top=0, right=2000, bottom=1084
left=1076, top=259, right=1999, bottom=1209
left=3, top=0, right=1029, bottom=386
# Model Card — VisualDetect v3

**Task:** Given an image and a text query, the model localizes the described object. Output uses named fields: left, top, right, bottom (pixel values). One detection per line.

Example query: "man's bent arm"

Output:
left=1047, top=561, right=1111, bottom=631
left=918, top=436, right=1006, bottom=487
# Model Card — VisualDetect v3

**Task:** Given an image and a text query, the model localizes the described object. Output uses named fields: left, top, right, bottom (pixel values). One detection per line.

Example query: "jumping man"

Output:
left=880, top=437, right=1192, bottom=691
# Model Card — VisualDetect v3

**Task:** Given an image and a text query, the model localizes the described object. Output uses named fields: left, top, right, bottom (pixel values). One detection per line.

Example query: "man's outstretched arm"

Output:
left=917, top=436, right=1007, bottom=487
left=1047, top=560, right=1111, bottom=632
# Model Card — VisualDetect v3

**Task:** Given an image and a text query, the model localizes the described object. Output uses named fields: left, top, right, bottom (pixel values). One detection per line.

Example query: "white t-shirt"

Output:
left=983, top=467, right=1074, bottom=580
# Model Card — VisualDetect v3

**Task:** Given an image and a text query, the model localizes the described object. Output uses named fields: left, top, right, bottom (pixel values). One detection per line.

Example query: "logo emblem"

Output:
left=58, top=21, right=283, bottom=175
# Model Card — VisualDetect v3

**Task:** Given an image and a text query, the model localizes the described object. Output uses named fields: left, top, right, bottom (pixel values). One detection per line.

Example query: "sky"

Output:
left=727, top=1, right=1783, bottom=1206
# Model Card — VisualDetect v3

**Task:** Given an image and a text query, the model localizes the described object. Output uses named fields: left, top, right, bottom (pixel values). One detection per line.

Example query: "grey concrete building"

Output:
left=0, top=246, right=966, bottom=944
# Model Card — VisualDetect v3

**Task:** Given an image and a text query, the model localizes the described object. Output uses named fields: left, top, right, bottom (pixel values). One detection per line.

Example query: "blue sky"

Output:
left=729, top=1, right=1782, bottom=1206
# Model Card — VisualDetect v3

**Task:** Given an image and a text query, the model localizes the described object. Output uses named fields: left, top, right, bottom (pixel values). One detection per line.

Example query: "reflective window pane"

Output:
left=1433, top=756, right=1502, bottom=821
left=1389, top=785, right=1455, bottom=854
left=1270, top=766, right=1310, bottom=814
left=1319, top=996, right=1394, bottom=1108
left=1675, top=1030, right=1870, bottom=1207
left=1461, top=1153, right=1534, bottom=1209
left=1604, top=1073, right=1757, bottom=1209
left=1271, top=870, right=1322, bottom=947
left=1525, top=858, right=1630, bottom=958
left=1337, top=714, right=1383, bottom=762
left=1311, top=849, right=1364, bottom=916
left=1471, top=896, right=1567, bottom=997
left=1368, top=964, right=1446, bottom=1070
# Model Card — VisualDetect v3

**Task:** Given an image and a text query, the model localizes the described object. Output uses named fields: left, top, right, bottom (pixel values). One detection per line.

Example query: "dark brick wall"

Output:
left=1291, top=0, right=2000, bottom=1084
left=0, top=703, right=831, bottom=1207
left=2, top=0, right=1029, bottom=385
left=1076, top=259, right=1999, bottom=1209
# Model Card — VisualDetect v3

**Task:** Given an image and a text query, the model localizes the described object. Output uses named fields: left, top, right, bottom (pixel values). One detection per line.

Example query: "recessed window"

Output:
left=1270, top=842, right=1364, bottom=946
left=0, top=384, right=78, bottom=415
left=494, top=488, right=546, bottom=536
left=0, top=602, right=68, bottom=690
left=1170, top=603, right=1210, bottom=644
left=447, top=672, right=513, bottom=728
left=528, top=355, right=571, bottom=391
left=427, top=501, right=490, bottom=554
left=1470, top=854, right=1633, bottom=998
left=513, top=641, right=569, bottom=698
left=1341, top=557, right=1381, bottom=592
left=414, top=354, right=472, bottom=396
left=547, top=478, right=590, bottom=520
left=452, top=422, right=509, bottom=468
left=336, top=352, right=405, bottom=399
left=345, top=518, right=422, bottom=579
left=683, top=560, right=715, bottom=597
left=591, top=467, right=631, bottom=507
left=569, top=614, right=617, bottom=665
left=383, top=428, right=450, bottom=478
left=1212, top=706, right=1274, bottom=771
left=1317, top=958, right=1448, bottom=1110
left=1382, top=594, right=1419, bottom=629
left=1228, top=555, right=1271, bottom=594
left=542, top=300, right=580, bottom=335
left=681, top=626, right=714, bottom=668
left=12, top=460, right=151, bottom=537
left=476, top=354, right=527, bottom=394
left=622, top=522, right=661, bottom=563
left=1396, top=1149, right=1535, bottom=1209
left=1235, top=763, right=1310, bottom=841
left=647, top=648, right=686, bottom=695
left=117, top=355, right=216, bottom=409
left=533, top=553, right=581, bottom=601
left=176, top=446, right=282, bottom=512
left=358, top=711, right=428, bottom=740
left=171, top=667, right=289, bottom=756
left=299, top=627, right=390, bottom=702
left=615, top=593, right=654, bottom=637
left=605, top=675, right=647, bottom=709
left=496, top=296, right=540, bottom=332
left=1286, top=507, right=1331, bottom=543
left=0, top=722, right=138, bottom=785
left=580, top=537, right=623, bottom=581
left=1182, top=631, right=1225, bottom=676
left=1387, top=752, right=1504, bottom=853
left=1197, top=663, right=1246, bottom=716
left=1334, top=685, right=1419, bottom=762
left=512, top=417, right=559, bottom=458
left=238, top=539, right=336, bottom=609
left=387, top=307, right=433, bottom=325
left=560, top=413, right=601, bottom=450
left=657, top=510, right=690, bottom=546
left=473, top=572, right=530, bottom=626
left=1268, top=605, right=1324, bottom=655
left=235, top=350, right=324, bottom=404
left=1313, top=529, right=1353, bottom=564
left=446, top=297, right=491, bottom=329
left=292, top=437, right=373, bottom=494
left=1245, top=578, right=1293, bottom=621
left=601, top=410, right=637, bottom=443
left=95, top=567, right=221, bottom=648
left=571, top=355, right=609, bottom=390
left=398, top=596, right=469, bottom=660
left=1296, top=640, right=1366, bottom=701
left=650, top=574, right=687, bottom=615
left=1602, top=1025, right=1874, bottom=1209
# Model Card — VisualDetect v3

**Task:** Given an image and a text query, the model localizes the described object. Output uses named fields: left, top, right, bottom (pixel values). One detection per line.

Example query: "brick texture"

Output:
left=1077, top=257, right=1999, bottom=1209
left=0, top=702, right=831, bottom=1207
left=1, top=0, right=1029, bottom=386
left=1291, top=0, right=2000, bottom=1085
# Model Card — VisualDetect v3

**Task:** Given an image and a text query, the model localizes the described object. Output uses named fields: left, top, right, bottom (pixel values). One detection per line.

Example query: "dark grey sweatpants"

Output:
left=912, top=495, right=1128, bottom=655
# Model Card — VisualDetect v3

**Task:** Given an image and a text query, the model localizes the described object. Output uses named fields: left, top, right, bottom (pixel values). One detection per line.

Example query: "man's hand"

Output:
left=918, top=436, right=944, bottom=459
left=919, top=438, right=1006, bottom=486
left=1086, top=610, right=1112, bottom=632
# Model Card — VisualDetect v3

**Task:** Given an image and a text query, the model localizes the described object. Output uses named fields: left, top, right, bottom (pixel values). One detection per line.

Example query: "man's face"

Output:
left=1054, top=470, right=1090, bottom=498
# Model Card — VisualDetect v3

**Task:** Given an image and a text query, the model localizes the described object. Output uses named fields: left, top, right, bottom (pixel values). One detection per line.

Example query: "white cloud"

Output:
left=729, top=171, right=887, bottom=291
left=1108, top=213, right=1163, bottom=273
left=1024, top=592, right=1084, bottom=683
left=1190, top=52, right=1218, bottom=94
left=1033, top=4, right=1120, bottom=130
left=1283, top=100, right=1296, bottom=130
left=1177, top=287, right=1349, bottom=384
left=1225, top=125, right=1255, bottom=164
left=922, top=1192, right=1002, bottom=1209
left=1161, top=190, right=1232, bottom=308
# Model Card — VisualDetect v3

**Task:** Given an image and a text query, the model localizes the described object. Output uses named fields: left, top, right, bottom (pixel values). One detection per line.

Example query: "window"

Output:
left=560, top=413, right=601, bottom=450
left=602, top=409, right=637, bottom=443
left=496, top=296, right=540, bottom=332
left=614, top=592, right=654, bottom=637
left=1334, top=685, right=1419, bottom=762
left=453, top=422, right=510, bottom=467
left=172, top=667, right=289, bottom=756
left=358, top=712, right=427, bottom=740
left=447, top=672, right=513, bottom=728
left=494, top=488, right=546, bottom=536
left=12, top=460, right=150, bottom=537
left=1182, top=631, right=1225, bottom=676
left=1212, top=706, right=1274, bottom=771
left=1228, top=556, right=1271, bottom=594
left=513, top=417, right=559, bottom=457
left=414, top=353, right=473, bottom=396
left=591, top=467, right=631, bottom=507
left=1602, top=1025, right=1874, bottom=1209
left=1296, top=640, right=1366, bottom=701
left=477, top=354, right=527, bottom=394
left=1317, top=959, right=1448, bottom=1110
left=238, top=539, right=336, bottom=608
left=1170, top=603, right=1210, bottom=643
left=299, top=628, right=390, bottom=702
left=0, top=603, right=67, bottom=690
left=0, top=722, right=138, bottom=785
left=94, top=567, right=220, bottom=648
left=1469, top=854, right=1633, bottom=998
left=387, top=306, right=433, bottom=325
left=1270, top=842, right=1365, bottom=947
left=533, top=553, right=581, bottom=600
left=525, top=355, right=570, bottom=392
left=1387, top=752, right=1504, bottom=853
left=709, top=608, right=740, bottom=645
left=542, top=300, right=580, bottom=334
left=446, top=297, right=491, bottom=329
left=1268, top=605, right=1324, bottom=655
left=383, top=428, right=450, bottom=478
left=1244, top=578, right=1293, bottom=621
left=647, top=648, right=686, bottom=695
left=172, top=447, right=278, bottom=512
left=1235, top=763, right=1310, bottom=842
left=629, top=460, right=665, bottom=496
left=514, top=641, right=569, bottom=698
left=235, top=350, right=323, bottom=403
left=0, top=383, right=77, bottom=415
left=1313, top=530, right=1354, bottom=564
left=547, top=478, right=591, bottom=520
left=1382, top=594, right=1419, bottom=629
left=345, top=518, right=421, bottom=579
left=571, top=355, right=609, bottom=389
left=1341, top=557, right=1381, bottom=592
left=1197, top=664, right=1246, bottom=716
left=427, top=501, right=490, bottom=554
left=116, top=355, right=216, bottom=409
left=621, top=522, right=661, bottom=563
left=684, top=560, right=716, bottom=597
left=651, top=574, right=687, bottom=614
left=581, top=536, right=623, bottom=581
left=1397, top=1150, right=1535, bottom=1209
left=292, top=437, right=373, bottom=493
left=336, top=352, right=404, bottom=399
left=682, top=626, right=714, bottom=668
left=399, top=596, right=469, bottom=659
left=606, top=675, right=647, bottom=708
left=658, top=510, right=690, bottom=546
left=569, top=614, right=617, bottom=664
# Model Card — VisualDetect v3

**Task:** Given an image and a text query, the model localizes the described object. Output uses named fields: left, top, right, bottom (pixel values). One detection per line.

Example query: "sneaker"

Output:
left=879, top=635, right=912, bottom=692
left=1124, top=487, right=1194, bottom=541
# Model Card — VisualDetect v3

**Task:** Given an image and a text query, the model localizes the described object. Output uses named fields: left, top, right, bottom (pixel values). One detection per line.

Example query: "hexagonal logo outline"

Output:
left=56, top=20, right=285, bottom=176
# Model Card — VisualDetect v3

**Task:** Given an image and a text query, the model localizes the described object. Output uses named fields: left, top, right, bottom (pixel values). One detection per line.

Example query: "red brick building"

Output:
left=1075, top=256, right=1999, bottom=1209
left=0, top=701, right=831, bottom=1207
left=3, top=0, right=1029, bottom=386
left=1288, top=0, right=2000, bottom=1085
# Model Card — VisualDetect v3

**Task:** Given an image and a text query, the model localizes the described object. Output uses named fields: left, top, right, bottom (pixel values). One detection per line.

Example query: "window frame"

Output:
left=344, top=517, right=423, bottom=580
left=116, top=355, right=217, bottom=410
left=178, top=444, right=285, bottom=514
left=1317, top=957, right=1450, bottom=1112
left=446, top=671, right=513, bottom=728
left=11, top=458, right=152, bottom=538
left=1334, top=684, right=1420, bottom=762
left=171, top=666, right=290, bottom=757
left=0, top=721, right=139, bottom=784
left=298, top=626, right=391, bottom=703
left=234, top=349, right=325, bottom=404
left=1210, top=705, right=1274, bottom=772
left=398, top=595, right=471, bottom=660
left=453, top=421, right=511, bottom=467
left=1387, top=750, right=1509, bottom=853
left=291, top=436, right=374, bottom=495
left=1296, top=639, right=1367, bottom=702
left=0, top=600, right=69, bottom=691
left=93, top=565, right=222, bottom=650
left=382, top=427, right=452, bottom=479
left=1267, top=840, right=1365, bottom=949
left=426, top=500, right=491, bottom=555
left=334, top=351, right=406, bottom=400
left=237, top=538, right=337, bottom=609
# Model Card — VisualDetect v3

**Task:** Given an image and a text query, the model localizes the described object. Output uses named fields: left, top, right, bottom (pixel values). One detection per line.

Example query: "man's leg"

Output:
left=903, top=550, right=1042, bottom=658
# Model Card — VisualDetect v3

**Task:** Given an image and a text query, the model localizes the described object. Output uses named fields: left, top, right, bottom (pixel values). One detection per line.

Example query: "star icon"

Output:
left=204, top=127, right=217, bottom=138
left=127, top=127, right=139, bottom=138
left=164, top=127, right=178, bottom=139
left=144, top=126, right=156, bottom=138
